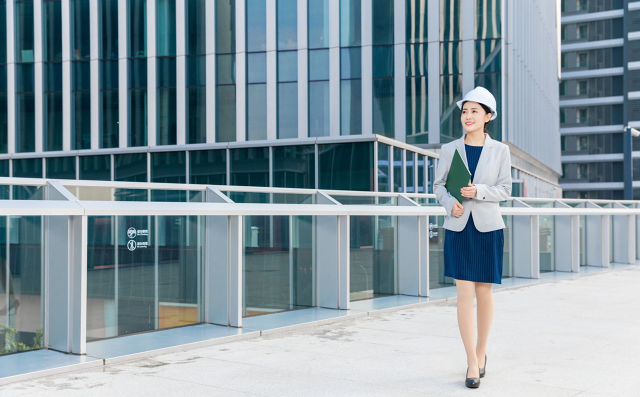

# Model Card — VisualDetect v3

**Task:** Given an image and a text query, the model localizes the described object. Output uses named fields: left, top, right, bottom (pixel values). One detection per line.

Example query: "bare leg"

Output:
left=456, top=279, right=479, bottom=377
left=475, top=282, right=494, bottom=369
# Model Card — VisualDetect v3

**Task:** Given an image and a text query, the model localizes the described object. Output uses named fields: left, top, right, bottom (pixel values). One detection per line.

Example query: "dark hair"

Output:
left=461, top=101, right=492, bottom=134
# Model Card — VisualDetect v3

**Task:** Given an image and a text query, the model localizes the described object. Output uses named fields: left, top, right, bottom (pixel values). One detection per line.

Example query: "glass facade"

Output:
left=246, top=0, right=267, bottom=141
left=277, top=0, right=298, bottom=139
left=189, top=149, right=226, bottom=185
left=99, top=0, right=119, bottom=148
left=440, top=0, right=462, bottom=143
left=128, top=0, right=147, bottom=147
left=475, top=0, right=501, bottom=141
left=272, top=145, right=314, bottom=188
left=186, top=0, right=206, bottom=144
left=340, top=0, right=361, bottom=135
left=156, top=0, right=177, bottom=146
left=372, top=0, right=394, bottom=137
left=308, top=0, right=329, bottom=137
left=230, top=147, right=269, bottom=186
left=43, top=0, right=62, bottom=151
left=406, top=0, right=428, bottom=144
left=71, top=0, right=90, bottom=150
left=319, top=142, right=373, bottom=191
left=46, top=156, right=75, bottom=179
left=0, top=0, right=6, bottom=153
left=15, top=0, right=35, bottom=152
left=216, top=0, right=236, bottom=142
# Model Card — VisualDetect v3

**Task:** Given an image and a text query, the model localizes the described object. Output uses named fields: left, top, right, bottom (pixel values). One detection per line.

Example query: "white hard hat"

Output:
left=456, top=86, right=497, bottom=121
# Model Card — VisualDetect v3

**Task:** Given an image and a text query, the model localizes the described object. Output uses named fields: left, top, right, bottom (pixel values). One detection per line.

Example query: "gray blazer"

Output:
left=434, top=134, right=512, bottom=232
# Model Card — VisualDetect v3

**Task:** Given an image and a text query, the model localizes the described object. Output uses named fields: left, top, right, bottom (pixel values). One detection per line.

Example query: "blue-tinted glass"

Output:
left=341, top=47, right=361, bottom=79
left=278, top=51, right=297, bottom=82
left=100, top=90, right=119, bottom=148
left=476, top=0, right=501, bottom=39
left=99, top=0, right=119, bottom=59
left=377, top=142, right=390, bottom=192
left=418, top=155, right=426, bottom=193
left=16, top=93, right=35, bottom=152
left=230, top=147, right=269, bottom=186
left=278, top=82, right=297, bottom=139
left=406, top=0, right=427, bottom=43
left=406, top=151, right=415, bottom=193
left=0, top=65, right=4, bottom=91
left=187, top=85, right=206, bottom=144
left=151, top=151, right=185, bottom=183
left=44, top=62, right=62, bottom=92
left=44, top=91, right=63, bottom=151
left=0, top=160, right=8, bottom=177
left=393, top=148, right=403, bottom=192
left=216, top=0, right=235, bottom=54
left=440, top=74, right=463, bottom=143
left=43, top=0, right=62, bottom=62
left=340, top=0, right=361, bottom=46
left=340, top=79, right=361, bottom=135
left=0, top=91, right=7, bottom=153
left=46, top=156, right=76, bottom=179
left=216, top=85, right=236, bottom=142
left=157, top=57, right=176, bottom=87
left=440, top=0, right=461, bottom=41
left=80, top=155, right=111, bottom=180
left=373, top=46, right=393, bottom=78
left=128, top=90, right=147, bottom=146
left=318, top=142, right=373, bottom=191
left=157, top=87, right=176, bottom=145
left=273, top=145, right=315, bottom=188
left=16, top=63, right=35, bottom=92
left=187, top=55, right=205, bottom=86
left=72, top=61, right=90, bottom=90
left=373, top=79, right=394, bottom=137
left=128, top=0, right=147, bottom=57
left=71, top=0, right=90, bottom=60
left=277, top=0, right=297, bottom=50
left=128, top=58, right=147, bottom=88
left=309, top=81, right=329, bottom=137
left=440, top=42, right=460, bottom=74
left=247, top=52, right=266, bottom=83
left=15, top=0, right=34, bottom=62
left=247, top=84, right=267, bottom=140
left=187, top=0, right=205, bottom=55
left=246, top=0, right=266, bottom=52
left=475, top=39, right=501, bottom=72
left=156, top=0, right=176, bottom=56
left=13, top=158, right=42, bottom=178
left=115, top=153, right=147, bottom=181
left=189, top=150, right=226, bottom=184
left=100, top=60, right=119, bottom=90
left=0, top=1, right=5, bottom=64
left=309, top=49, right=329, bottom=80
left=72, top=90, right=91, bottom=149
left=406, top=43, right=427, bottom=76
left=216, top=54, right=235, bottom=84
left=475, top=73, right=501, bottom=141
left=372, top=0, right=393, bottom=45
left=308, top=0, right=329, bottom=49
left=406, top=76, right=428, bottom=143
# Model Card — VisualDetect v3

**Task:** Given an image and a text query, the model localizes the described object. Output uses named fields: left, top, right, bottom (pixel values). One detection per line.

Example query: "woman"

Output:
left=433, top=86, right=512, bottom=389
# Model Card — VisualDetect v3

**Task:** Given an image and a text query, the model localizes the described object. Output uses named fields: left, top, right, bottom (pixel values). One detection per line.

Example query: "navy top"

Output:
left=443, top=144, right=504, bottom=284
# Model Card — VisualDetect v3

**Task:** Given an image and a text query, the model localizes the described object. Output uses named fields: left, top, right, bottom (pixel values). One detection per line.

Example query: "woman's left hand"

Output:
left=460, top=183, right=477, bottom=198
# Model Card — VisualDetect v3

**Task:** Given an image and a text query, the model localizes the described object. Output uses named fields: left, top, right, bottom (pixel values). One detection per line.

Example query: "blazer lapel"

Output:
left=455, top=137, right=469, bottom=170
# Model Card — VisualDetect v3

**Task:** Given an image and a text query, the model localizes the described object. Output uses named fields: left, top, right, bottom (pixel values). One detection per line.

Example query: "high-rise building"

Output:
left=0, top=0, right=560, bottom=196
left=560, top=0, right=639, bottom=199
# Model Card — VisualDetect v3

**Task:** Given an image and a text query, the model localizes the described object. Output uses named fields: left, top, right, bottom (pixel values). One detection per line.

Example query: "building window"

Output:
left=246, top=0, right=267, bottom=141
left=576, top=108, right=587, bottom=124
left=440, top=0, right=462, bottom=143
left=559, top=81, right=566, bottom=96
left=340, top=0, right=362, bottom=136
left=15, top=0, right=35, bottom=152
left=577, top=80, right=587, bottom=95
left=577, top=24, right=587, bottom=40
left=372, top=0, right=394, bottom=137
left=71, top=0, right=91, bottom=150
left=43, top=0, right=63, bottom=152
left=216, top=0, right=236, bottom=142
left=560, top=108, right=567, bottom=124
left=99, top=0, right=119, bottom=148
left=277, top=0, right=298, bottom=139
left=127, top=0, right=148, bottom=147
left=577, top=52, right=588, bottom=67
left=576, top=0, right=587, bottom=11
left=156, top=0, right=177, bottom=145
left=405, top=0, right=428, bottom=144
left=186, top=0, right=206, bottom=144
left=308, top=0, right=330, bottom=137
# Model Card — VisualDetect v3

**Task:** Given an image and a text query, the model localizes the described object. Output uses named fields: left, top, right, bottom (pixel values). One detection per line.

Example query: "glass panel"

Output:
left=16, top=92, right=35, bottom=153
left=80, top=155, right=111, bottom=181
left=308, top=49, right=329, bottom=81
left=46, top=156, right=76, bottom=179
left=332, top=196, right=396, bottom=205
left=157, top=86, right=177, bottom=145
left=186, top=0, right=205, bottom=55
left=15, top=0, right=34, bottom=63
left=277, top=82, right=298, bottom=139
left=393, top=147, right=403, bottom=192
left=228, top=192, right=314, bottom=204
left=440, top=0, right=460, bottom=41
left=350, top=216, right=396, bottom=300
left=440, top=74, right=462, bottom=143
left=128, top=0, right=147, bottom=58
left=440, top=41, right=460, bottom=75
left=318, top=142, right=373, bottom=191
left=87, top=216, right=116, bottom=340
left=216, top=54, right=236, bottom=84
left=12, top=185, right=44, bottom=201
left=43, top=0, right=62, bottom=63
left=216, top=85, right=236, bottom=142
left=0, top=161, right=9, bottom=177
left=100, top=88, right=119, bottom=148
left=247, top=52, right=266, bottom=83
left=187, top=84, right=206, bottom=144
left=128, top=89, right=147, bottom=147
left=372, top=0, right=393, bottom=45
left=186, top=55, right=205, bottom=86
left=501, top=214, right=512, bottom=278
left=44, top=90, right=63, bottom=151
left=425, top=199, right=453, bottom=288
left=340, top=79, right=362, bottom=135
left=372, top=45, right=393, bottom=78
left=406, top=76, right=428, bottom=143
left=340, top=47, right=361, bottom=79
left=406, top=0, right=427, bottom=43
left=406, top=151, right=415, bottom=193
left=99, top=0, right=119, bottom=60
left=0, top=88, right=5, bottom=154
left=308, top=0, right=329, bottom=49
left=115, top=153, right=147, bottom=182
left=230, top=147, right=269, bottom=187
left=151, top=151, right=185, bottom=183
left=13, top=158, right=42, bottom=179
left=277, top=0, right=297, bottom=50
left=71, top=0, right=90, bottom=60
left=1, top=216, right=43, bottom=355
left=246, top=0, right=266, bottom=52
left=157, top=57, right=176, bottom=87
left=156, top=0, right=176, bottom=56
left=475, top=39, right=500, bottom=72
left=189, top=149, right=226, bottom=185
left=0, top=1, right=5, bottom=64
left=16, top=62, right=34, bottom=93
left=475, top=72, right=502, bottom=141
left=476, top=0, right=501, bottom=39
left=539, top=215, right=555, bottom=272
left=72, top=88, right=91, bottom=149
left=340, top=0, right=361, bottom=47
left=309, top=81, right=329, bottom=137
left=372, top=78, right=394, bottom=137
left=272, top=145, right=314, bottom=188
left=247, top=84, right=267, bottom=140
left=243, top=215, right=314, bottom=316
left=277, top=51, right=297, bottom=82
left=216, top=0, right=235, bottom=54
left=417, top=155, right=426, bottom=193
left=377, top=143, right=390, bottom=192
left=406, top=43, right=427, bottom=76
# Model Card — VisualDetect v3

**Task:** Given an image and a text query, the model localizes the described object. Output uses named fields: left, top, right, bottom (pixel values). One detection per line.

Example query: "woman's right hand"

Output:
left=451, top=201, right=464, bottom=217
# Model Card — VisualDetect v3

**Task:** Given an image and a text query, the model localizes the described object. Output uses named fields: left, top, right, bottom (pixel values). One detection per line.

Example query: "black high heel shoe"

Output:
left=465, top=367, right=480, bottom=389
left=479, top=355, right=487, bottom=378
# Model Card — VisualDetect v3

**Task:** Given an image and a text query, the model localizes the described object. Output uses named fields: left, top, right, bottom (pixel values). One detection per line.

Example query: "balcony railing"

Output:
left=0, top=177, right=638, bottom=356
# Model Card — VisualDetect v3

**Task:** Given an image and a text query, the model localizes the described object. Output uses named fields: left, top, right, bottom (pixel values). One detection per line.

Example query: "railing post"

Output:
left=397, top=195, right=428, bottom=297
left=636, top=202, right=640, bottom=261
left=612, top=202, right=635, bottom=265
left=554, top=201, right=579, bottom=272
left=585, top=202, right=609, bottom=268
left=512, top=199, right=540, bottom=278
left=205, top=188, right=243, bottom=327
left=316, top=192, right=350, bottom=310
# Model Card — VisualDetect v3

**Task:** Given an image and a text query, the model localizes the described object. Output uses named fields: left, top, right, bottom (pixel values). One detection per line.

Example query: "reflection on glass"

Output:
left=247, top=84, right=267, bottom=140
left=350, top=216, right=396, bottom=301
left=428, top=201, right=454, bottom=288
left=278, top=82, right=298, bottom=139
left=277, top=0, right=297, bottom=50
left=273, top=145, right=315, bottom=189
left=539, top=215, right=555, bottom=272
left=373, top=78, right=394, bottom=137
left=151, top=151, right=185, bottom=183
left=377, top=143, right=390, bottom=192
left=372, top=0, right=393, bottom=45
left=406, top=0, right=427, bottom=43
left=406, top=151, right=415, bottom=193
left=308, top=0, right=329, bottom=49
left=340, top=79, right=362, bottom=135
left=340, top=0, right=360, bottom=46
left=318, top=142, right=373, bottom=191
left=13, top=158, right=42, bottom=178
left=440, top=74, right=462, bottom=143
left=230, top=147, right=269, bottom=187
left=309, top=81, right=329, bottom=137
left=246, top=0, right=266, bottom=52
left=440, top=0, right=461, bottom=41
left=80, top=155, right=111, bottom=181
left=189, top=149, right=226, bottom=185
left=476, top=0, right=501, bottom=39
left=393, top=147, right=403, bottom=192
left=46, top=156, right=76, bottom=179
left=115, top=153, right=147, bottom=182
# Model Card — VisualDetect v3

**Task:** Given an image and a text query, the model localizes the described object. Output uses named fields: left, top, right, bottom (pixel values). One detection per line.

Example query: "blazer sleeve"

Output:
left=474, top=144, right=512, bottom=202
left=433, top=147, right=458, bottom=216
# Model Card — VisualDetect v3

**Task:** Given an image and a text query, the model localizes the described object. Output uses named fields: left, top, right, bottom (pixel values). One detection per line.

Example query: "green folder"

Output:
left=445, top=148, right=471, bottom=203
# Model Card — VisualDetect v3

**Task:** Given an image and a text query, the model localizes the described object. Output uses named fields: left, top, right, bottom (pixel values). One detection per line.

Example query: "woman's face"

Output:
left=461, top=101, right=491, bottom=134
